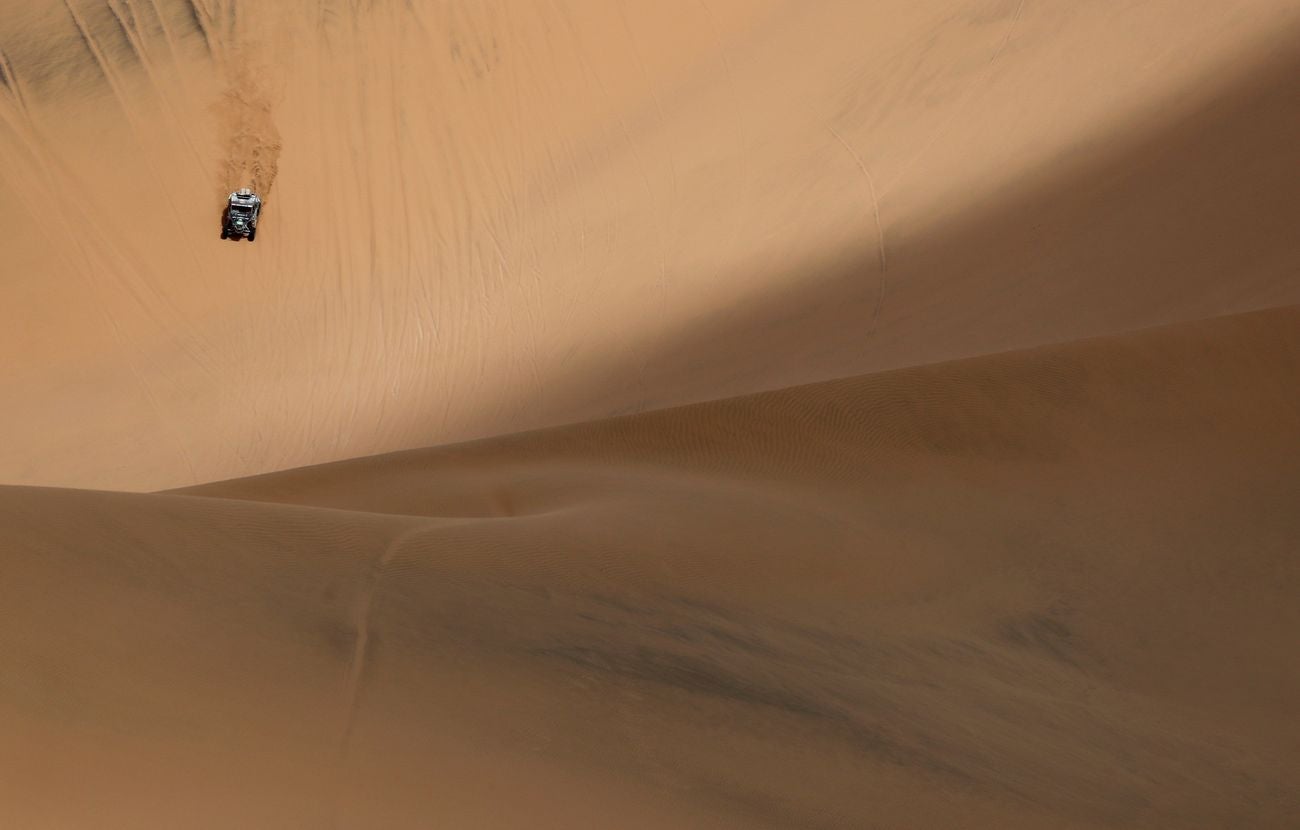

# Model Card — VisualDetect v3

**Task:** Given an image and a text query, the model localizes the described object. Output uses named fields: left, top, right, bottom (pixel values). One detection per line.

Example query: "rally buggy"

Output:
left=221, top=188, right=262, bottom=241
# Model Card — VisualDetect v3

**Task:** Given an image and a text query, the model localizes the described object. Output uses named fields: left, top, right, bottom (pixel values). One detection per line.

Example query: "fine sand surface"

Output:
left=2, top=1, right=1300, bottom=827
left=5, top=307, right=1300, bottom=828
left=2, top=0, right=1299, bottom=489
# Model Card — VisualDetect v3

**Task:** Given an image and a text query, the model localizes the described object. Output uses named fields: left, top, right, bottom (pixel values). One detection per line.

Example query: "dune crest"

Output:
left=4, top=307, right=1299, bottom=827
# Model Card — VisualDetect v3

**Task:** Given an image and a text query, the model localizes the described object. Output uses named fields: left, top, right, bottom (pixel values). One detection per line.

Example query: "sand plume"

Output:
left=213, top=54, right=281, bottom=198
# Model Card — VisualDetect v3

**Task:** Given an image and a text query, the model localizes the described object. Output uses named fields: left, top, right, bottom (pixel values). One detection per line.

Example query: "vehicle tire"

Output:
left=220, top=227, right=228, bottom=239
left=248, top=227, right=256, bottom=242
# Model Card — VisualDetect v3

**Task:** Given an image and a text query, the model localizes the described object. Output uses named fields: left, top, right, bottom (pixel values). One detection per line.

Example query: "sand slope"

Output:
left=2, top=0, right=1299, bottom=489
left=3, top=306, right=1297, bottom=828
left=2, top=1, right=1298, bottom=826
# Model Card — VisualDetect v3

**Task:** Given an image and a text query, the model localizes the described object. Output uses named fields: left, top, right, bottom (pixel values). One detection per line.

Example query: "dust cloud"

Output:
left=214, top=54, right=281, bottom=199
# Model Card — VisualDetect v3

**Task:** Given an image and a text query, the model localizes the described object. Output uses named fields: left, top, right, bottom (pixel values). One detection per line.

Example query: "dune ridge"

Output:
left=4, top=305, right=1298, bottom=828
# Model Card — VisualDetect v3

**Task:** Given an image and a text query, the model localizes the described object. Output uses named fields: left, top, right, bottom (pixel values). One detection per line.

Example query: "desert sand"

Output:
left=1, top=1, right=1298, bottom=827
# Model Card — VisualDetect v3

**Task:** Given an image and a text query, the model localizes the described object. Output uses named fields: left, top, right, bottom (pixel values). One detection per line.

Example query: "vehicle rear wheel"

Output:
left=248, top=227, right=256, bottom=242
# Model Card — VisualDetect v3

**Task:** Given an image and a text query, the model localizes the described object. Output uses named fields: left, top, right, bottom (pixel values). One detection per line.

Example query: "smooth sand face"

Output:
left=2, top=1, right=1299, bottom=827
left=2, top=0, right=1298, bottom=489
left=5, top=308, right=1300, bottom=828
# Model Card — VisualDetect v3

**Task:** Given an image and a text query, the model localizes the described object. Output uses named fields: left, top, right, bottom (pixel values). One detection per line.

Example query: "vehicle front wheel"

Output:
left=220, top=227, right=228, bottom=239
left=248, top=227, right=256, bottom=242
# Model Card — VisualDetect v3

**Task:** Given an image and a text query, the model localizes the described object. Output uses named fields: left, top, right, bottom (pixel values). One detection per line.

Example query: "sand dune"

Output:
left=5, top=307, right=1300, bottom=827
left=2, top=0, right=1299, bottom=489
left=2, top=0, right=1298, bottom=827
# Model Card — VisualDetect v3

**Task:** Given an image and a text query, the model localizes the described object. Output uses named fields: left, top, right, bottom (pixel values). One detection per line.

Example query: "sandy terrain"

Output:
left=1, top=0, right=1298, bottom=827
left=3, top=0, right=1299, bottom=489
left=6, top=307, right=1300, bottom=827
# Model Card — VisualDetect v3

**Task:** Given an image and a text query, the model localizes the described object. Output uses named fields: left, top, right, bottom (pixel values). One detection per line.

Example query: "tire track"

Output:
left=108, top=0, right=207, bottom=174
left=828, top=125, right=888, bottom=330
left=59, top=0, right=223, bottom=381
